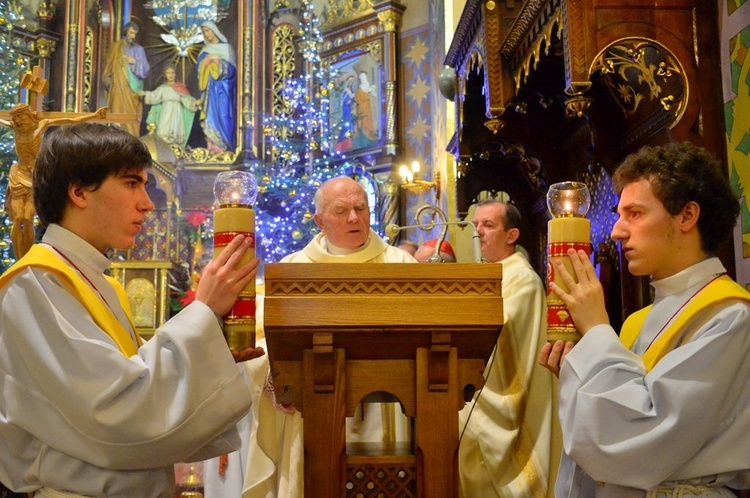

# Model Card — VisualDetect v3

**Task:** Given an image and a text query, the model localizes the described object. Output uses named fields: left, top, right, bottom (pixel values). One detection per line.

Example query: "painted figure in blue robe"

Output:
left=335, top=76, right=356, bottom=152
left=197, top=21, right=237, bottom=153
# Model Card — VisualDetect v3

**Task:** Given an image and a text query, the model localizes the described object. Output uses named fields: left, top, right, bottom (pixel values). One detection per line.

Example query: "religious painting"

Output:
left=100, top=0, right=241, bottom=158
left=328, top=48, right=382, bottom=154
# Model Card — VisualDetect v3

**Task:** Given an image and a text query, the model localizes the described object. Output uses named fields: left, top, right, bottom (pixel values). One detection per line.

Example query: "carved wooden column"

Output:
left=414, top=335, right=460, bottom=497
left=480, top=0, right=508, bottom=128
left=61, top=1, right=86, bottom=111
left=302, top=334, right=347, bottom=497
left=242, top=0, right=266, bottom=156
left=374, top=1, right=406, bottom=158
left=561, top=0, right=594, bottom=116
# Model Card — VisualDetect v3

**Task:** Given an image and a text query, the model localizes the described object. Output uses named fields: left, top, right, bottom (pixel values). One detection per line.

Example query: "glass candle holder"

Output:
left=213, top=170, right=258, bottom=351
left=546, top=182, right=591, bottom=343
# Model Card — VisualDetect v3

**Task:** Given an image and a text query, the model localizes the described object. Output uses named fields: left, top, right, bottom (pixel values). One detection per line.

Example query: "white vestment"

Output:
left=458, top=251, right=554, bottom=497
left=203, top=365, right=255, bottom=498
left=242, top=230, right=416, bottom=497
left=142, top=83, right=198, bottom=147
left=556, top=258, right=750, bottom=497
left=0, top=225, right=252, bottom=497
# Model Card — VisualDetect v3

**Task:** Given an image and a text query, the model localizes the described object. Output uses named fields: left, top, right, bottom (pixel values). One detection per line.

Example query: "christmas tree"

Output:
left=0, top=5, right=29, bottom=273
left=255, top=0, right=353, bottom=262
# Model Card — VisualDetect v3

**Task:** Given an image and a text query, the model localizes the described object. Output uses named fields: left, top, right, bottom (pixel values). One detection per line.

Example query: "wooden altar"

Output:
left=263, top=263, right=503, bottom=497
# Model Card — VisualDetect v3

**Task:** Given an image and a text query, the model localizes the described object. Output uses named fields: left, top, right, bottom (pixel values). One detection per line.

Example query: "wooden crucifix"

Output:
left=0, top=66, right=141, bottom=259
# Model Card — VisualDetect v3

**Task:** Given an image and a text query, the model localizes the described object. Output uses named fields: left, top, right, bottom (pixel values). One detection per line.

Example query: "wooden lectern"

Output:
left=264, top=263, right=503, bottom=498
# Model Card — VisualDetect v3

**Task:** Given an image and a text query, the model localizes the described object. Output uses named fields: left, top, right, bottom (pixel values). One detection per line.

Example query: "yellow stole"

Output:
left=0, top=244, right=141, bottom=356
left=620, top=275, right=750, bottom=371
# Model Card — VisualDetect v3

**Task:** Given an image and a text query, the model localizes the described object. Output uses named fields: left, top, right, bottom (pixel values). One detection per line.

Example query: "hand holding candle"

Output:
left=546, top=181, right=591, bottom=343
left=213, top=170, right=258, bottom=351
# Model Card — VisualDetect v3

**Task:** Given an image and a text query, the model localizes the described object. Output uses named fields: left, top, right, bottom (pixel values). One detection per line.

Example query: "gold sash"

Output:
left=0, top=244, right=141, bottom=356
left=620, top=275, right=750, bottom=371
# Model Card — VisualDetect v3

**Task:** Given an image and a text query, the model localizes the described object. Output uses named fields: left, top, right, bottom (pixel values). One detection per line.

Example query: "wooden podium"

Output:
left=264, top=263, right=503, bottom=498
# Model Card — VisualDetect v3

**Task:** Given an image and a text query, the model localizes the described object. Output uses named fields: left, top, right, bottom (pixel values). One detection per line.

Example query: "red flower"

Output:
left=185, top=211, right=207, bottom=227
left=178, top=290, right=197, bottom=307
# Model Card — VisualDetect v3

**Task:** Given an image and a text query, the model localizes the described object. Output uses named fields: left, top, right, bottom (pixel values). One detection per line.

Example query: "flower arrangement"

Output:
left=170, top=207, right=212, bottom=315
left=179, top=207, right=211, bottom=245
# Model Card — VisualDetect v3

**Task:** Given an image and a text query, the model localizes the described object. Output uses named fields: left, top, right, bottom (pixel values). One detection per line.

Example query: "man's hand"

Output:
left=550, top=248, right=610, bottom=336
left=538, top=340, right=575, bottom=377
left=232, top=346, right=265, bottom=363
left=195, top=234, right=259, bottom=317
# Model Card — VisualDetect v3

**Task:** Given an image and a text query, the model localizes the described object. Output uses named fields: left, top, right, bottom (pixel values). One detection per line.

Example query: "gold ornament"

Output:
left=261, top=175, right=271, bottom=184
left=321, top=88, right=328, bottom=96
left=292, top=229, right=303, bottom=240
left=303, top=211, right=313, bottom=221
left=288, top=189, right=297, bottom=197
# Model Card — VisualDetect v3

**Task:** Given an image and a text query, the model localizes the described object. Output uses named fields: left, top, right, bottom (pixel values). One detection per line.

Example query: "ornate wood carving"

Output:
left=483, top=0, right=505, bottom=118
left=502, top=0, right=557, bottom=57
left=266, top=277, right=502, bottom=296
left=590, top=38, right=687, bottom=129
left=64, top=23, right=78, bottom=111
left=82, top=27, right=93, bottom=111
left=561, top=0, right=588, bottom=92
left=513, top=9, right=561, bottom=92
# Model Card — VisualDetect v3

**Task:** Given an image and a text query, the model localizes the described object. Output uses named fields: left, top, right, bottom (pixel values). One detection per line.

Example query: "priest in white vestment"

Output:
left=242, top=176, right=416, bottom=497
left=458, top=200, right=555, bottom=497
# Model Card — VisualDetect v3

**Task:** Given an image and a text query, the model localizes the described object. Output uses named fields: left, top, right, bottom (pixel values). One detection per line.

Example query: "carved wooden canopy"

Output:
left=443, top=0, right=724, bottom=216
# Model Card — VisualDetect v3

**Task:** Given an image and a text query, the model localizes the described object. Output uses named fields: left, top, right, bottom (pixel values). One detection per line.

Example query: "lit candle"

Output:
left=213, top=170, right=258, bottom=351
left=399, top=164, right=413, bottom=183
left=546, top=181, right=591, bottom=343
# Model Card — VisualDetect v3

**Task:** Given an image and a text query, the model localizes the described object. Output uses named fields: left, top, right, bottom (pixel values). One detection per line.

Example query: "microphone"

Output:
left=386, top=221, right=483, bottom=263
